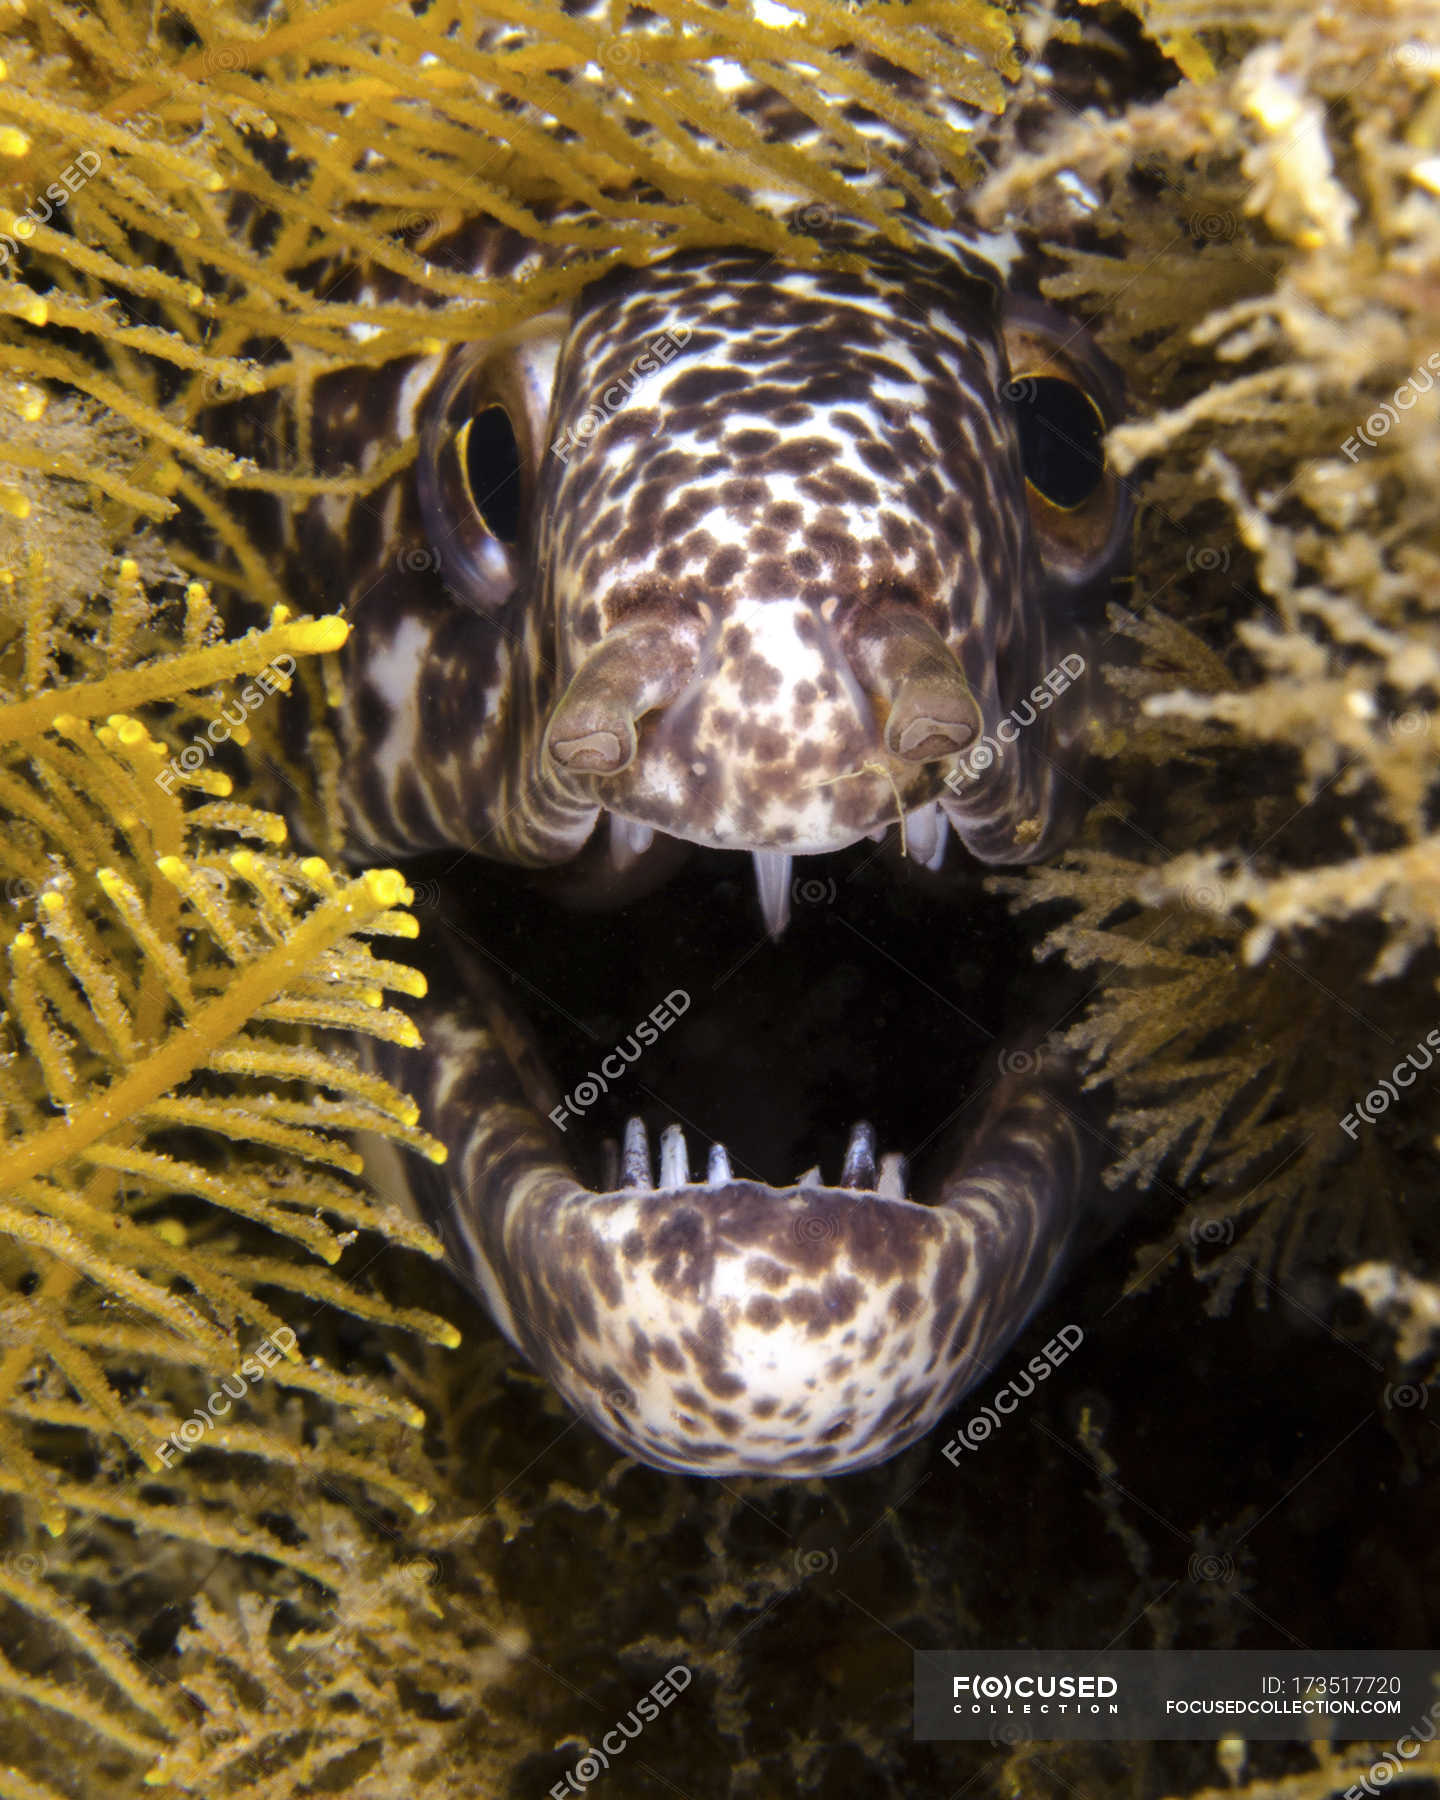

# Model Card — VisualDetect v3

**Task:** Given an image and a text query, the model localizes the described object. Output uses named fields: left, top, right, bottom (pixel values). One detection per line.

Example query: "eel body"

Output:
left=255, top=41, right=1132, bottom=1476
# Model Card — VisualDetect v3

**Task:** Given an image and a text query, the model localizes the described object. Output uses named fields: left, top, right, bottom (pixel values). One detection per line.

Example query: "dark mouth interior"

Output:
left=409, top=836, right=1087, bottom=1196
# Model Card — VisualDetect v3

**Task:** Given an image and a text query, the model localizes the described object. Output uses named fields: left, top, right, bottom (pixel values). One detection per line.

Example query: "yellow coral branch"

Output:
left=0, top=616, right=347, bottom=744
left=0, top=868, right=412, bottom=1191
left=100, top=0, right=400, bottom=119
left=0, top=1561, right=183, bottom=1735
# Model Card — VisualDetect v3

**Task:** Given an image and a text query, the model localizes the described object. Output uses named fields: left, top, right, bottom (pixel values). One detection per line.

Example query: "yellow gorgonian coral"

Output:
left=0, top=550, right=478, bottom=1783
left=0, top=553, right=455, bottom=1483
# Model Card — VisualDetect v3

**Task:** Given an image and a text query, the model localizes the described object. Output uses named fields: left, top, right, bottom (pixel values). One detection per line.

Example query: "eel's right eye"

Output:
left=455, top=404, right=523, bottom=546
left=417, top=312, right=567, bottom=611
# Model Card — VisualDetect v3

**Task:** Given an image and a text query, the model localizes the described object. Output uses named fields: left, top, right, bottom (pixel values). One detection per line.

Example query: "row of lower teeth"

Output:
left=599, top=1117, right=909, bottom=1198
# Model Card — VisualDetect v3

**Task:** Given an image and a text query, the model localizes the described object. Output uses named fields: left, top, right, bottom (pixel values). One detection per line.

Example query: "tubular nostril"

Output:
left=543, top=618, right=702, bottom=779
left=841, top=611, right=981, bottom=765
left=886, top=698, right=977, bottom=762
left=549, top=723, right=633, bottom=773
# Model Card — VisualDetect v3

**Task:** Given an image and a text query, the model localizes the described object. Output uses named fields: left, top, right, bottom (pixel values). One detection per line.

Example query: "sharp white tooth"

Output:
left=621, top=1116, right=652, bottom=1189
left=609, top=813, right=655, bottom=870
left=840, top=1120, right=876, bottom=1188
left=905, top=802, right=946, bottom=870
left=796, top=1164, right=822, bottom=1188
left=707, top=1142, right=732, bottom=1184
left=752, top=850, right=792, bottom=938
left=659, top=1122, right=689, bottom=1188
left=868, top=824, right=888, bottom=843
left=877, top=1151, right=908, bottom=1199
left=600, top=1137, right=619, bottom=1192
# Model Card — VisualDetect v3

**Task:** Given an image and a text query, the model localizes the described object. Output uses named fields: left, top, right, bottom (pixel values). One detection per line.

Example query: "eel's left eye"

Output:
left=1001, top=297, right=1130, bottom=591
left=417, top=311, right=567, bottom=611
left=1011, top=376, right=1107, bottom=510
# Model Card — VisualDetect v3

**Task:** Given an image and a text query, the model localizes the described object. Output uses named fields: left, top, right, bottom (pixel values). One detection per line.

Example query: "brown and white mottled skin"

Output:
left=249, top=48, right=1131, bottom=1477
left=368, top=965, right=1092, bottom=1476
left=331, top=232, right=1125, bottom=873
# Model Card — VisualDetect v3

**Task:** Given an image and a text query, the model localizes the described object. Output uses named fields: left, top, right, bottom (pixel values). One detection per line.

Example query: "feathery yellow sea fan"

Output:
left=0, top=551, right=482, bottom=1785
left=0, top=0, right=1015, bottom=548
left=0, top=557, right=452, bottom=1452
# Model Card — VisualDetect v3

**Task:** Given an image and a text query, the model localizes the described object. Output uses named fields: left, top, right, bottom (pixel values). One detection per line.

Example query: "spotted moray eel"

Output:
left=248, top=37, right=1132, bottom=1478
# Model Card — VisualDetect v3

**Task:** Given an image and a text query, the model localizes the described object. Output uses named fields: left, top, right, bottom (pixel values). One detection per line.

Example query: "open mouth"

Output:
left=386, top=827, right=1092, bottom=1478
left=413, top=824, right=1050, bottom=1207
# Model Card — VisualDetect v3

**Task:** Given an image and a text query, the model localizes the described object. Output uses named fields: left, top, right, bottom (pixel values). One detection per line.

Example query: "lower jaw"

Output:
left=363, top=849, right=1093, bottom=1478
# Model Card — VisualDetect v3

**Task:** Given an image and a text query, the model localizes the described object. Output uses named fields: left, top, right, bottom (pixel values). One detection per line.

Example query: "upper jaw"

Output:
left=605, top=797, right=955, bottom=936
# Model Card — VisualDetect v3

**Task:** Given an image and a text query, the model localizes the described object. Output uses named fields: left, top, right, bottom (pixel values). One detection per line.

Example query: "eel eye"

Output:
left=1001, top=298, right=1130, bottom=591
left=417, top=311, right=567, bottom=610
left=1011, top=375, right=1107, bottom=511
left=455, top=405, right=523, bottom=545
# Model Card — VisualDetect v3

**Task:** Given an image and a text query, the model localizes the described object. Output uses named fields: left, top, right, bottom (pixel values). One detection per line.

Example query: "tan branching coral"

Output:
left=973, top=0, right=1440, bottom=1320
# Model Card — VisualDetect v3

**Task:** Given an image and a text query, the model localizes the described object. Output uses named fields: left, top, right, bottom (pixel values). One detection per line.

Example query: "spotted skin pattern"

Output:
left=333, top=236, right=1108, bottom=873
left=268, top=141, right=1128, bottom=1477
left=370, top=968, right=1090, bottom=1478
